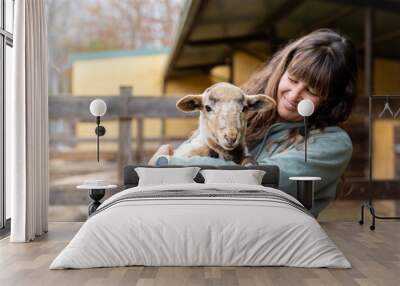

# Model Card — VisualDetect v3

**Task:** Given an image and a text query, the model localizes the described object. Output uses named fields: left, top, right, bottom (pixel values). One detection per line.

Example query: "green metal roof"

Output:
left=69, top=47, right=170, bottom=63
left=165, top=0, right=400, bottom=79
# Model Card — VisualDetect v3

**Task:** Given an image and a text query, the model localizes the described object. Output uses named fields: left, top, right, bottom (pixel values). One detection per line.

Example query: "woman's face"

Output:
left=276, top=71, right=322, bottom=122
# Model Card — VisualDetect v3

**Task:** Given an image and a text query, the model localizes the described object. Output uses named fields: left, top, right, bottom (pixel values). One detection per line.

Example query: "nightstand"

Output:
left=289, top=176, right=321, bottom=210
left=77, top=184, right=117, bottom=215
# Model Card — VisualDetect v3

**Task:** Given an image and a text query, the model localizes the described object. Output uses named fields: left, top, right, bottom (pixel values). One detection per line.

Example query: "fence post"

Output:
left=118, top=86, right=133, bottom=183
left=160, top=117, right=166, bottom=144
left=161, top=82, right=167, bottom=144
left=135, top=118, right=144, bottom=163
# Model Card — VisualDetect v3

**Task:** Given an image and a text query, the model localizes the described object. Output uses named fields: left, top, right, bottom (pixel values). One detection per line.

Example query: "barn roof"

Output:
left=165, top=0, right=400, bottom=79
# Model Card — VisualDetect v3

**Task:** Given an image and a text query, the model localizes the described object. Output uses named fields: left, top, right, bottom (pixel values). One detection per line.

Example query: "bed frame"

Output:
left=123, top=164, right=280, bottom=188
left=95, top=165, right=313, bottom=215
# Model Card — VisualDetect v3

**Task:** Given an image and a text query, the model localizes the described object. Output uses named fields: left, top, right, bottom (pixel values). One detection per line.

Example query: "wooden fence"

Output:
left=49, top=86, right=197, bottom=182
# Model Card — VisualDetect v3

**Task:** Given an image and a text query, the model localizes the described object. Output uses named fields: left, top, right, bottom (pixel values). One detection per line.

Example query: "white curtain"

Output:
left=7, top=0, right=49, bottom=242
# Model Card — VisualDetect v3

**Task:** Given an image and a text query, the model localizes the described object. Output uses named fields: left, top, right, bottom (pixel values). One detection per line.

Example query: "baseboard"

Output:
left=0, top=218, right=11, bottom=239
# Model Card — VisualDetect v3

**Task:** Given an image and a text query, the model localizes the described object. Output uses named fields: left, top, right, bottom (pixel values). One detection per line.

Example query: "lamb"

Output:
left=173, top=82, right=276, bottom=165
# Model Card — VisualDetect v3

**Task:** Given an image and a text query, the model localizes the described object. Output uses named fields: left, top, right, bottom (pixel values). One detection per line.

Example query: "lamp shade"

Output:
left=297, top=99, right=314, bottom=117
left=90, top=99, right=107, bottom=117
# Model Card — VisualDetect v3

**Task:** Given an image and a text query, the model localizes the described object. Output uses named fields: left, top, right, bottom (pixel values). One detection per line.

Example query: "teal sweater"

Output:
left=166, top=122, right=353, bottom=216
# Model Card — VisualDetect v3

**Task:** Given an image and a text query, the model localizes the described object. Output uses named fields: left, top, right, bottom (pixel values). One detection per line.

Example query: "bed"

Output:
left=50, top=165, right=350, bottom=269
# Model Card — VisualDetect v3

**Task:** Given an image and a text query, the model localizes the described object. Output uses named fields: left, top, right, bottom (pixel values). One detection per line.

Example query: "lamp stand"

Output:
left=296, top=180, right=314, bottom=209
left=96, top=116, right=100, bottom=162
left=304, top=116, right=308, bottom=163
left=94, top=116, right=106, bottom=162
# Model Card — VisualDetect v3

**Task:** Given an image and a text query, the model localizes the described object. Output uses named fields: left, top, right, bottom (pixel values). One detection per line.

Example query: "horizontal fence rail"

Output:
left=49, top=95, right=196, bottom=120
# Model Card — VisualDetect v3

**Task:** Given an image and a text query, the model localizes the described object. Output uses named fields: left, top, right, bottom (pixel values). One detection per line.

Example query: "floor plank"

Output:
left=0, top=220, right=399, bottom=286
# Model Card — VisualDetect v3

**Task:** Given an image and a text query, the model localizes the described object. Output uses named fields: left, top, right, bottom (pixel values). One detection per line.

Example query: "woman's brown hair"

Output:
left=242, top=29, right=357, bottom=144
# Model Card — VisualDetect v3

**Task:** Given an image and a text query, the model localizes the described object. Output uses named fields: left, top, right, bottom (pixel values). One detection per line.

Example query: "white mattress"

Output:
left=50, top=183, right=350, bottom=269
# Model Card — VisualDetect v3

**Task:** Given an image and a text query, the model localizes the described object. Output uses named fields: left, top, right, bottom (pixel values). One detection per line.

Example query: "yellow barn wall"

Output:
left=165, top=74, right=215, bottom=95
left=72, top=53, right=168, bottom=151
left=233, top=51, right=264, bottom=86
left=72, top=54, right=167, bottom=96
left=374, top=59, right=400, bottom=95
left=209, top=65, right=230, bottom=84
left=372, top=120, right=397, bottom=180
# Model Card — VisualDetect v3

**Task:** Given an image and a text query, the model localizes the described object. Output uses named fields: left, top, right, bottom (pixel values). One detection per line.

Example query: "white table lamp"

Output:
left=90, top=99, right=107, bottom=162
left=291, top=99, right=319, bottom=210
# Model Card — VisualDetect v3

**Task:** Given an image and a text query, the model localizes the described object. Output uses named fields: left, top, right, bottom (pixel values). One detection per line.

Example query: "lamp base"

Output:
left=88, top=189, right=105, bottom=215
left=289, top=176, right=321, bottom=210
left=296, top=180, right=314, bottom=210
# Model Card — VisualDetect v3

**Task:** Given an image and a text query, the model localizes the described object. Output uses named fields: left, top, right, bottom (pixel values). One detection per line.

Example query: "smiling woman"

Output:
left=244, top=28, right=357, bottom=143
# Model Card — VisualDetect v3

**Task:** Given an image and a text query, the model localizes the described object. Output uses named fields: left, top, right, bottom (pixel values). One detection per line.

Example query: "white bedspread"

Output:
left=50, top=183, right=350, bottom=269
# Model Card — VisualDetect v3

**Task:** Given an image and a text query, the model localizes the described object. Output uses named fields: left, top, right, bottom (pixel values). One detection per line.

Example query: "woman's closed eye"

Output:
left=288, top=76, right=298, bottom=84
left=289, top=76, right=318, bottom=97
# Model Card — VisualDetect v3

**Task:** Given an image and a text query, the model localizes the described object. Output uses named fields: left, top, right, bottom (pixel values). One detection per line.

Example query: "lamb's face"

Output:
left=176, top=82, right=276, bottom=151
left=202, top=84, right=250, bottom=150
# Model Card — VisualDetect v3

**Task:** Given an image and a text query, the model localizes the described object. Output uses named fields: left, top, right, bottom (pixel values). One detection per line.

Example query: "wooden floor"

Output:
left=1, top=218, right=399, bottom=286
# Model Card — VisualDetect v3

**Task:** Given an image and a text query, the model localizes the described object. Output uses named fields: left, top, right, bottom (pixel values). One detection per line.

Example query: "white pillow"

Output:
left=200, top=169, right=266, bottom=185
left=135, top=167, right=200, bottom=186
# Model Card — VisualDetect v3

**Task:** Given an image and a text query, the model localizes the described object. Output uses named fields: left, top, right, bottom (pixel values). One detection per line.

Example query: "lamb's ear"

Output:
left=176, top=94, right=203, bottom=112
left=245, top=94, right=276, bottom=111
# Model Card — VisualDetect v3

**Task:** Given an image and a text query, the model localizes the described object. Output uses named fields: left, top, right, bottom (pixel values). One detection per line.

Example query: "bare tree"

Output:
left=84, top=0, right=184, bottom=49
left=47, top=0, right=77, bottom=94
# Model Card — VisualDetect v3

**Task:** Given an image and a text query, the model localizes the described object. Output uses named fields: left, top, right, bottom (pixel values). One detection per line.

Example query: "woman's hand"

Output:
left=148, top=144, right=174, bottom=165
